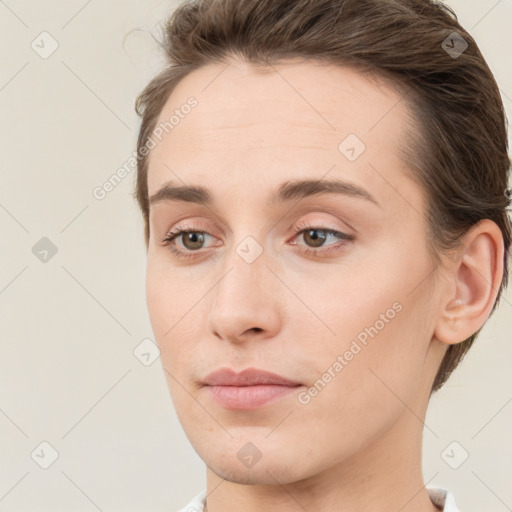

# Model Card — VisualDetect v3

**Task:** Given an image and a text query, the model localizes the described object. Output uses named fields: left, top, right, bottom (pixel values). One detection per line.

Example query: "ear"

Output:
left=434, top=219, right=505, bottom=345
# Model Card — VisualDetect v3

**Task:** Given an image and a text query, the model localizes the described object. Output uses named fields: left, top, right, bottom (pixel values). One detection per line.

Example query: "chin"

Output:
left=200, top=441, right=322, bottom=486
left=208, top=460, right=304, bottom=486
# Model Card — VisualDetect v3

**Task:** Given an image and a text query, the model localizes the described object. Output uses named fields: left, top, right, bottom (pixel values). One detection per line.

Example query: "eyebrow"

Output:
left=148, top=178, right=380, bottom=208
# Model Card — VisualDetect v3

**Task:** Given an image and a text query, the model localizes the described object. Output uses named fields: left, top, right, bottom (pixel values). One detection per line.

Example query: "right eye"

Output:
left=162, top=229, right=217, bottom=259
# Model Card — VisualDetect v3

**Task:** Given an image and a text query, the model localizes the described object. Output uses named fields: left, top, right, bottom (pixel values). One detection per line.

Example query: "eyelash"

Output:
left=161, top=222, right=354, bottom=260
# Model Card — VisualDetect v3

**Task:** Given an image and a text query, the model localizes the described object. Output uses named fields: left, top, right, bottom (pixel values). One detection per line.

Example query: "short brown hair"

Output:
left=134, top=0, right=511, bottom=392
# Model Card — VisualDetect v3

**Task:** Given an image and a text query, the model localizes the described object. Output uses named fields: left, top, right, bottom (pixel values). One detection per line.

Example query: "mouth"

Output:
left=202, top=367, right=303, bottom=410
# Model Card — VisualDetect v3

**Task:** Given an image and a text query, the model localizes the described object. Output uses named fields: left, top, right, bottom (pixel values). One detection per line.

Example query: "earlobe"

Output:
left=433, top=219, right=504, bottom=346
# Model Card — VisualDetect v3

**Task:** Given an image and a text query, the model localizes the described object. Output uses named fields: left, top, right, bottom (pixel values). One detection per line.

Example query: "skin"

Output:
left=144, top=57, right=503, bottom=512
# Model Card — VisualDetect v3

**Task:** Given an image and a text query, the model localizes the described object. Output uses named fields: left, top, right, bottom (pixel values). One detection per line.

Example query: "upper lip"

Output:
left=203, top=367, right=301, bottom=387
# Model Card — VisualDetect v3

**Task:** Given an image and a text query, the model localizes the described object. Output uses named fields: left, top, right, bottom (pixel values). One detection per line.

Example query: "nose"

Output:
left=207, top=240, right=282, bottom=344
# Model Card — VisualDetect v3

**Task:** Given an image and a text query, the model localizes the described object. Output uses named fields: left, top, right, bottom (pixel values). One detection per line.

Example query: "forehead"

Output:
left=146, top=57, right=417, bottom=207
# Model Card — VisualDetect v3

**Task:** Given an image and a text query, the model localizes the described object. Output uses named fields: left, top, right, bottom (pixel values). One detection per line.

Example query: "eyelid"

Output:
left=155, top=201, right=359, bottom=237
left=286, top=205, right=359, bottom=234
left=164, top=219, right=214, bottom=237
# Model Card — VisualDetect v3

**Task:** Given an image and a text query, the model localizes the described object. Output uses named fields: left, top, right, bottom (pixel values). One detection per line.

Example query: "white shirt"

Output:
left=177, top=487, right=460, bottom=511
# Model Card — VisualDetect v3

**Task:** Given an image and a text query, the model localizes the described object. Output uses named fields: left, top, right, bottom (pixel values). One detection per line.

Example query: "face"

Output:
left=145, top=58, right=445, bottom=485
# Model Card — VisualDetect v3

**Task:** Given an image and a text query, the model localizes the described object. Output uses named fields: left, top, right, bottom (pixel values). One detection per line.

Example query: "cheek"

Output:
left=295, top=250, right=433, bottom=405
left=146, top=262, right=183, bottom=364
left=295, top=308, right=429, bottom=460
left=145, top=261, right=204, bottom=379
left=146, top=254, right=191, bottom=335
left=145, top=264, right=168, bottom=337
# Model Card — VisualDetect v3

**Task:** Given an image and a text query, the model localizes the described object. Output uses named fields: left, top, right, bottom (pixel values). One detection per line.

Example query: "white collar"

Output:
left=177, top=487, right=460, bottom=511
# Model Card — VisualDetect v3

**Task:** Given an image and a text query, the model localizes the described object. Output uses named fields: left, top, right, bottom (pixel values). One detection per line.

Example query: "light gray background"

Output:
left=0, top=1, right=510, bottom=511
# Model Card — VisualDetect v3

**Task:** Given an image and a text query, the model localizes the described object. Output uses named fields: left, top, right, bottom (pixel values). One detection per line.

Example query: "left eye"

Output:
left=290, top=226, right=354, bottom=255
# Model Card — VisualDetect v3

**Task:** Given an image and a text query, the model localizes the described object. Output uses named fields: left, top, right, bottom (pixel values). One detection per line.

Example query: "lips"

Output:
left=202, top=367, right=302, bottom=409
left=202, top=367, right=301, bottom=387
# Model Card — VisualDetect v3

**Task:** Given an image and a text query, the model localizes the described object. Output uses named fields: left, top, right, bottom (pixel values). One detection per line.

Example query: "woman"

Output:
left=133, top=0, right=511, bottom=510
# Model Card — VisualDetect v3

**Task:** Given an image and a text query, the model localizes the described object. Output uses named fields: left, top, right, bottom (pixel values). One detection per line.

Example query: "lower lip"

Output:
left=207, top=384, right=300, bottom=409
